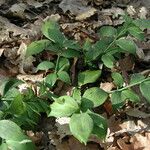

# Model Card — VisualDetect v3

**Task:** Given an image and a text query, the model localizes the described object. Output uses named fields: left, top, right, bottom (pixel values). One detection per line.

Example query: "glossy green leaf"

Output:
left=121, top=89, right=140, bottom=102
left=61, top=49, right=80, bottom=58
left=63, top=40, right=81, bottom=50
left=6, top=139, right=35, bottom=150
left=130, top=73, right=145, bottom=85
left=69, top=113, right=93, bottom=144
left=112, top=72, right=124, bottom=88
left=88, top=111, right=107, bottom=140
left=57, top=57, right=70, bottom=72
left=111, top=91, right=124, bottom=108
left=0, top=120, right=31, bottom=142
left=37, top=61, right=55, bottom=71
left=134, top=19, right=150, bottom=29
left=49, top=96, right=79, bottom=117
left=45, top=73, right=57, bottom=87
left=116, top=38, right=136, bottom=54
left=128, top=26, right=144, bottom=41
left=99, top=26, right=117, bottom=37
left=140, top=80, right=150, bottom=103
left=26, top=40, right=51, bottom=56
left=41, top=20, right=66, bottom=44
left=9, top=94, right=26, bottom=115
left=102, top=54, right=115, bottom=68
left=81, top=87, right=108, bottom=110
left=58, top=71, right=71, bottom=84
left=85, top=39, right=111, bottom=61
left=78, top=70, right=101, bottom=86
left=72, top=88, right=81, bottom=104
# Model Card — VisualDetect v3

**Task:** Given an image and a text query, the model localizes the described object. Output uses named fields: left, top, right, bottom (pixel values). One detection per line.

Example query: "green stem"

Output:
left=109, top=77, right=150, bottom=94
left=55, top=55, right=60, bottom=73
left=104, top=26, right=128, bottom=53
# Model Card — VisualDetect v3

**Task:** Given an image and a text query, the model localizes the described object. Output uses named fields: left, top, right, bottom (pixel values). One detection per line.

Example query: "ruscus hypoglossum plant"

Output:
left=0, top=15, right=150, bottom=149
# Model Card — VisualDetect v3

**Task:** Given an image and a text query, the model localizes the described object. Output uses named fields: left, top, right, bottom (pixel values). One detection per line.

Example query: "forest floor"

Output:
left=0, top=0, right=150, bottom=149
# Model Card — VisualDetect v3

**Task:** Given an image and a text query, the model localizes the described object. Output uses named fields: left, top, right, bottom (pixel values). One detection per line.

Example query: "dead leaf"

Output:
left=59, top=0, right=96, bottom=20
left=126, top=109, right=150, bottom=119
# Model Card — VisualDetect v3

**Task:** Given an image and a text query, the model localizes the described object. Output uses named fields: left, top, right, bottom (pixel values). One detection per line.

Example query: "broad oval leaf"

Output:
left=37, top=61, right=55, bottom=71
left=111, top=72, right=124, bottom=88
left=61, top=49, right=80, bottom=58
left=45, top=73, right=57, bottom=87
left=9, top=94, right=26, bottom=115
left=88, top=111, right=107, bottom=140
left=140, top=80, right=150, bottom=103
left=130, top=73, right=145, bottom=85
left=99, top=26, right=117, bottom=37
left=58, top=71, right=71, bottom=84
left=69, top=113, right=93, bottom=144
left=26, top=40, right=51, bottom=56
left=81, top=87, right=108, bottom=110
left=134, top=19, right=150, bottom=29
left=49, top=96, right=79, bottom=117
left=121, top=89, right=140, bottom=103
left=116, top=38, right=136, bottom=54
left=57, top=57, right=70, bottom=72
left=41, top=20, right=66, bottom=44
left=78, top=70, right=101, bottom=86
left=102, top=54, right=115, bottom=68
left=128, top=26, right=144, bottom=41
left=63, top=40, right=81, bottom=50
left=111, top=91, right=124, bottom=109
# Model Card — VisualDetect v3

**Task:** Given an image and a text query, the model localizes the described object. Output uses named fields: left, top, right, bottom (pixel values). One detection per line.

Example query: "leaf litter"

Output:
left=0, top=0, right=150, bottom=149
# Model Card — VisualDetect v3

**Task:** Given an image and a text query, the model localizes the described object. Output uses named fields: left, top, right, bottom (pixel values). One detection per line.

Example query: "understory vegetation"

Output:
left=0, top=15, right=150, bottom=149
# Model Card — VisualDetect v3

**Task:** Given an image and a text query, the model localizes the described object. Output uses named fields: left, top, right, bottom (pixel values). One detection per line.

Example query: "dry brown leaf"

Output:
left=130, top=133, right=150, bottom=150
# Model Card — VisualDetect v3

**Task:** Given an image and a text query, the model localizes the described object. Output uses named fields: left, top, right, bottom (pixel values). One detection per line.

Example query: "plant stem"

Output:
left=109, top=77, right=150, bottom=94
left=55, top=55, right=60, bottom=73
left=104, top=26, right=128, bottom=53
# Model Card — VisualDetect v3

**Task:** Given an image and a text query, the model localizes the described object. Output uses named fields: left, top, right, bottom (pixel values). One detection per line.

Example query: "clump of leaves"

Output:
left=25, top=16, right=150, bottom=145
left=1, top=15, right=150, bottom=149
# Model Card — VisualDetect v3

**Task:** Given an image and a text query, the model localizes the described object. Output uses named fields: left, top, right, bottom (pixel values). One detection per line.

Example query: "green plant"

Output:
left=25, top=16, right=150, bottom=145
left=1, top=15, right=149, bottom=149
left=0, top=78, right=49, bottom=149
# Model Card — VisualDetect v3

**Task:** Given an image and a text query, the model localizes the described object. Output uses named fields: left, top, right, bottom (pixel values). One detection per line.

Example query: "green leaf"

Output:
left=0, top=78, right=23, bottom=96
left=58, top=71, right=71, bottom=84
left=9, top=94, right=26, bottom=115
left=88, top=111, right=107, bottom=140
left=0, top=120, right=33, bottom=146
left=61, top=49, right=80, bottom=58
left=45, top=73, right=57, bottom=87
left=26, top=40, right=51, bottom=56
left=63, top=40, right=81, bottom=50
left=0, top=142, right=8, bottom=150
left=6, top=139, right=35, bottom=150
left=83, top=39, right=92, bottom=51
left=37, top=61, right=55, bottom=71
left=121, top=89, right=140, bottom=102
left=140, top=80, right=150, bottom=103
left=134, top=19, right=150, bottom=29
left=85, top=39, right=111, bottom=61
left=41, top=20, right=66, bottom=44
left=57, top=57, right=70, bottom=72
left=99, top=26, right=117, bottom=37
left=81, top=87, right=108, bottom=110
left=69, top=113, right=93, bottom=144
left=112, top=72, right=124, bottom=88
left=130, top=73, right=145, bottom=85
left=72, top=88, right=81, bottom=104
left=116, top=38, right=136, bottom=54
left=49, top=96, right=79, bottom=117
left=111, top=91, right=124, bottom=109
left=102, top=54, right=115, bottom=68
left=128, top=26, right=144, bottom=41
left=78, top=70, right=101, bottom=86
